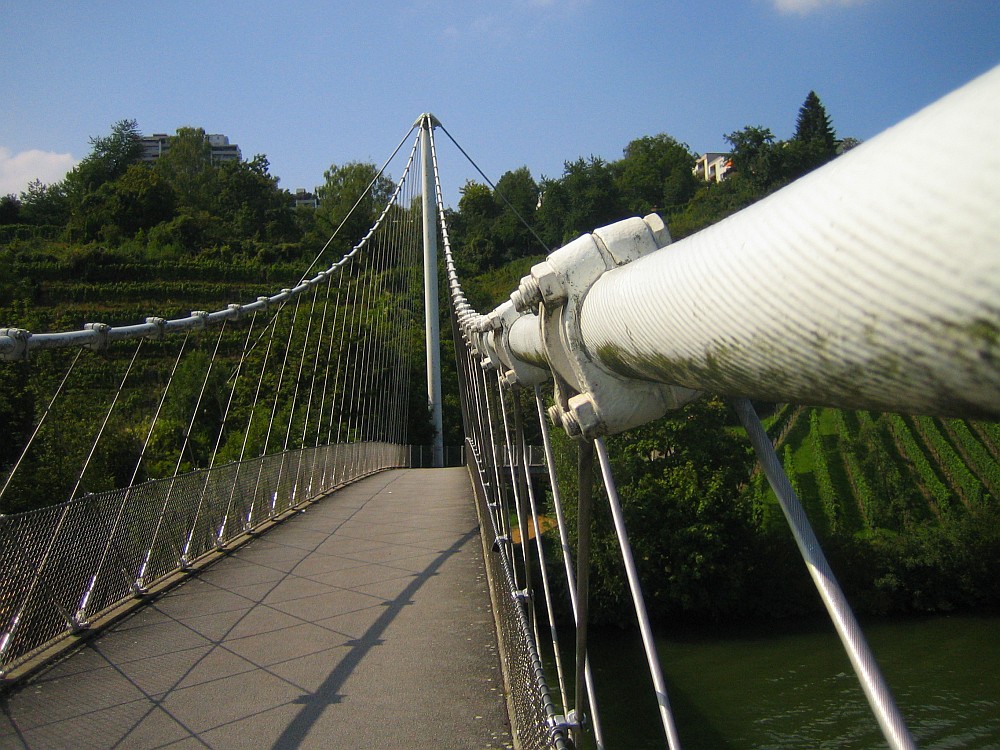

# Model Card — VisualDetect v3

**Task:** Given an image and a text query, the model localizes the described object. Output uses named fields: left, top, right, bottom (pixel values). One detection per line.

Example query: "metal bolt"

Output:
left=512, top=275, right=542, bottom=313
left=532, top=262, right=565, bottom=306
left=561, top=410, right=582, bottom=438
left=568, top=393, right=603, bottom=439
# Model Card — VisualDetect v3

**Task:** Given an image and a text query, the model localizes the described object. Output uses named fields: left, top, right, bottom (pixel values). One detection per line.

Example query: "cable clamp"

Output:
left=145, top=317, right=166, bottom=339
left=512, top=588, right=531, bottom=604
left=0, top=328, right=31, bottom=361
left=190, top=311, right=210, bottom=329
left=84, top=322, right=110, bottom=350
left=488, top=301, right=550, bottom=388
left=514, top=214, right=699, bottom=439
left=547, top=710, right=584, bottom=737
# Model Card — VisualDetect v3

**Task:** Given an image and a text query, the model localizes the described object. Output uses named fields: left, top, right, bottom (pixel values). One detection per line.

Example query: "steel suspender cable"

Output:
left=206, top=311, right=260, bottom=541
left=496, top=376, right=530, bottom=591
left=283, top=283, right=319, bottom=502
left=77, top=332, right=193, bottom=623
left=243, top=309, right=281, bottom=527
left=534, top=387, right=605, bottom=748
left=733, top=397, right=915, bottom=750
left=515, top=391, right=569, bottom=714
left=179, top=322, right=229, bottom=565
left=299, top=277, right=332, bottom=497
left=316, top=270, right=342, bottom=450
left=0, top=348, right=83, bottom=505
left=573, top=440, right=595, bottom=746
left=214, top=315, right=262, bottom=541
left=595, top=438, right=683, bottom=750
left=68, top=341, right=143, bottom=503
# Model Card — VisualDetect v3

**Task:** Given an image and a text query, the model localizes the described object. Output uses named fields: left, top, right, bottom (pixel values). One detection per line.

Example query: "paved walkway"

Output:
left=0, top=469, right=513, bottom=750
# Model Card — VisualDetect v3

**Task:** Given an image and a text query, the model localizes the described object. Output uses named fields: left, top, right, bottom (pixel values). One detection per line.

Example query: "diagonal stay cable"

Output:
left=0, top=348, right=83, bottom=506
left=435, top=122, right=551, bottom=256
left=594, top=437, right=682, bottom=750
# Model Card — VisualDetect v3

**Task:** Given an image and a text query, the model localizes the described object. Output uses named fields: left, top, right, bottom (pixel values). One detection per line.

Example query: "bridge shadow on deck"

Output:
left=0, top=469, right=513, bottom=750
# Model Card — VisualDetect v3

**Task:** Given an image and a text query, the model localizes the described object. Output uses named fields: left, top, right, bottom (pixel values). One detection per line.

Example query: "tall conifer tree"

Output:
left=793, top=91, right=837, bottom=155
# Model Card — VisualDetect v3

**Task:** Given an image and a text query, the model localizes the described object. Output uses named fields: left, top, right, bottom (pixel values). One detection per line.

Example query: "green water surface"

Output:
left=578, top=614, right=999, bottom=749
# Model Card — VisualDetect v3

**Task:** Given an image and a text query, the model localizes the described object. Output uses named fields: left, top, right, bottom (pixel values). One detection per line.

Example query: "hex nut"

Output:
left=531, top=262, right=565, bottom=306
left=568, top=393, right=603, bottom=438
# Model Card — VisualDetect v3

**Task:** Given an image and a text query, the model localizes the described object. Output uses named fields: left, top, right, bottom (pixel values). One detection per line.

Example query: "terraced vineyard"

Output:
left=744, top=404, right=1000, bottom=613
left=0, top=246, right=430, bottom=514
left=757, top=405, right=1000, bottom=536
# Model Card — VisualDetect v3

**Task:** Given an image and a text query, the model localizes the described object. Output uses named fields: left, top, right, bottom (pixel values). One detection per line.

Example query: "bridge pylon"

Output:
left=418, top=113, right=444, bottom=467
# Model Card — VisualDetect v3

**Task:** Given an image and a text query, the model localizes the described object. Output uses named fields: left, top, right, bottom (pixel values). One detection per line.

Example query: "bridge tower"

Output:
left=418, top=113, right=444, bottom=467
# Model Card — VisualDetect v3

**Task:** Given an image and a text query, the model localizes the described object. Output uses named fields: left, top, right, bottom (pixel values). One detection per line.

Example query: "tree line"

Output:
left=0, top=120, right=398, bottom=266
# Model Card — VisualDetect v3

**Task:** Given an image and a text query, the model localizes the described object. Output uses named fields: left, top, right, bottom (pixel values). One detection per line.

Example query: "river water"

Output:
left=578, top=614, right=1000, bottom=749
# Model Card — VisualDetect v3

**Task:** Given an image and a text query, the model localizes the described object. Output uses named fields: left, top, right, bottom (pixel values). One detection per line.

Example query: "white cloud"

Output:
left=0, top=147, right=76, bottom=196
left=773, top=0, right=873, bottom=14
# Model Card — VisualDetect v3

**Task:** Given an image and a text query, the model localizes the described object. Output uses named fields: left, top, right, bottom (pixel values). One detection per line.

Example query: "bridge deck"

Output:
left=0, top=468, right=513, bottom=750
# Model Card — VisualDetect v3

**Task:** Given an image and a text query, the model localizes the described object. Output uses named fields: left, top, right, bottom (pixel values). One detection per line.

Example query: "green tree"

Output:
left=314, top=162, right=395, bottom=257
left=492, top=167, right=543, bottom=263
left=449, top=181, right=499, bottom=274
left=68, top=164, right=177, bottom=242
left=615, top=134, right=698, bottom=215
left=68, top=118, right=144, bottom=194
left=785, top=91, right=839, bottom=179
left=154, top=127, right=214, bottom=211
left=213, top=155, right=296, bottom=245
left=793, top=91, right=836, bottom=155
left=725, top=125, right=783, bottom=195
left=537, top=156, right=626, bottom=246
left=0, top=194, right=20, bottom=224
left=18, top=179, right=71, bottom=226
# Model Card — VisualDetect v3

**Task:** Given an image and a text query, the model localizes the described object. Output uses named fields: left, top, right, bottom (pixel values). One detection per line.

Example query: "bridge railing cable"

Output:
left=440, top=66, right=999, bottom=750
left=0, top=128, right=423, bottom=679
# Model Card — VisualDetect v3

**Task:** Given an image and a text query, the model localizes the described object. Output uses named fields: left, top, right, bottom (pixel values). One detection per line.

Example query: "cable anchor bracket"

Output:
left=513, top=214, right=699, bottom=439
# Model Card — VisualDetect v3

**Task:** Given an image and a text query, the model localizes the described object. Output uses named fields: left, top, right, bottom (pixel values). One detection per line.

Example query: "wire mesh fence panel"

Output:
left=0, top=441, right=408, bottom=676
left=466, top=443, right=569, bottom=750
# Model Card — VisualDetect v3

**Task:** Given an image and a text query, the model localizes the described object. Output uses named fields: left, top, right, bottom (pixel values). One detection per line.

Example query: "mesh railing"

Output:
left=0, top=441, right=407, bottom=677
left=465, top=441, right=570, bottom=750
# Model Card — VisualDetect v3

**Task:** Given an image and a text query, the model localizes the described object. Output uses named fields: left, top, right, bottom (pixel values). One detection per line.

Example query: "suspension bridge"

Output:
left=0, top=67, right=998, bottom=749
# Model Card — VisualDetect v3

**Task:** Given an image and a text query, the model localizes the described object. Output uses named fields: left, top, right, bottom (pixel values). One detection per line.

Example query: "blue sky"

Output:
left=2, top=0, right=998, bottom=208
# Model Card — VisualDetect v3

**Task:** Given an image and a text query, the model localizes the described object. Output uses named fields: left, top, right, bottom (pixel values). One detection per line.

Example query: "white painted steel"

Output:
left=420, top=114, right=445, bottom=467
left=574, top=66, right=1000, bottom=421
